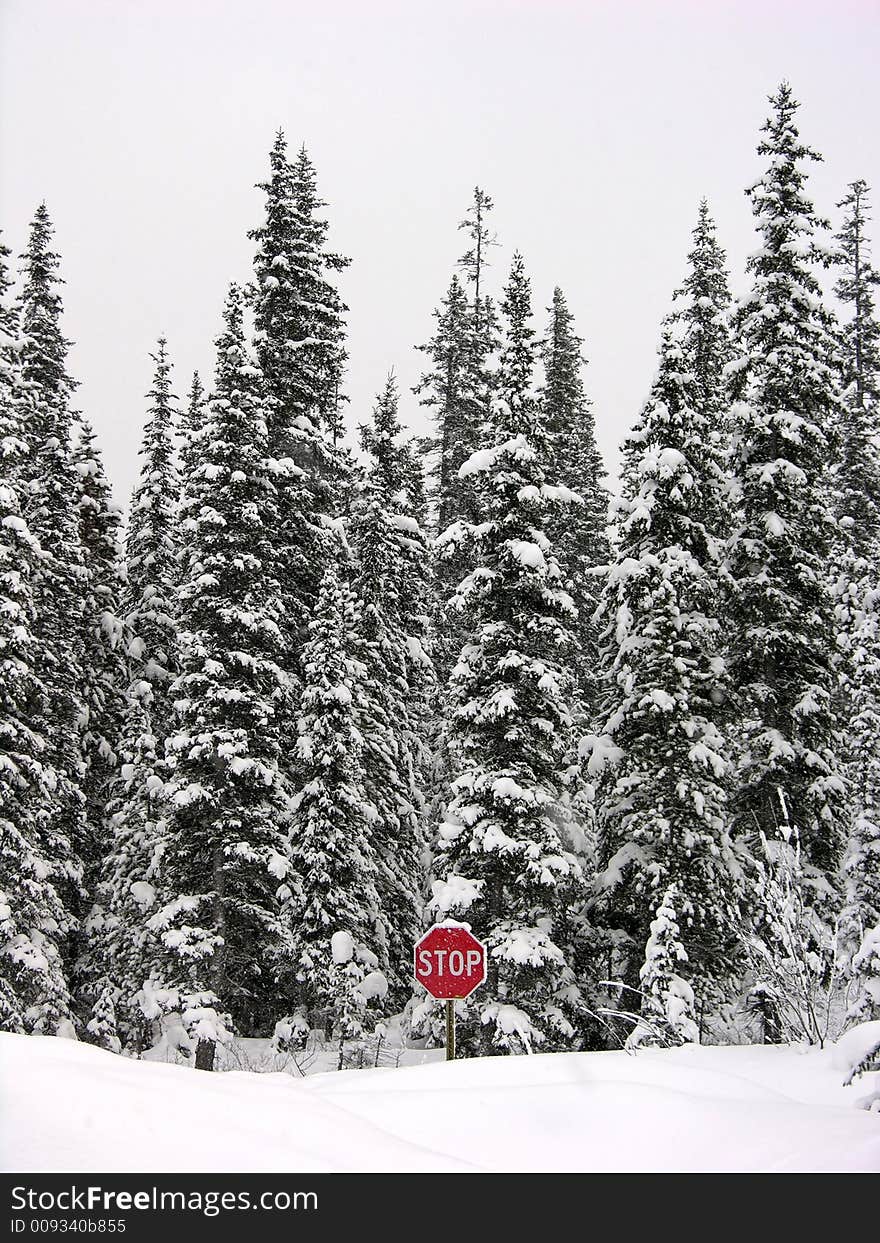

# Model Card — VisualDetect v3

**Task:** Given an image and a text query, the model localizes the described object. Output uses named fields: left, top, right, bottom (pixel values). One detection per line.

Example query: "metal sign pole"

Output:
left=446, top=998, right=455, bottom=1061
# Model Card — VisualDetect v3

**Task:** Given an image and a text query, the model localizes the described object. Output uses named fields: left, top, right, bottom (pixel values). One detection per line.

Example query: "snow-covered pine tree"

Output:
left=590, top=209, right=737, bottom=1032
left=726, top=85, right=847, bottom=877
left=178, top=369, right=204, bottom=503
left=850, top=923, right=880, bottom=1023
left=278, top=550, right=380, bottom=1034
left=834, top=180, right=880, bottom=551
left=324, top=930, right=387, bottom=1068
left=415, top=274, right=481, bottom=536
left=0, top=233, right=18, bottom=406
left=251, top=131, right=302, bottom=458
left=397, top=430, right=438, bottom=874
left=125, top=339, right=181, bottom=733
left=630, top=884, right=699, bottom=1048
left=682, top=199, right=735, bottom=491
left=457, top=186, right=499, bottom=372
left=149, top=285, right=294, bottom=1068
left=250, top=132, right=314, bottom=642
left=352, top=376, right=432, bottom=999
left=414, top=275, right=483, bottom=746
left=428, top=253, right=588, bottom=1055
left=84, top=984, right=120, bottom=1054
left=0, top=513, right=75, bottom=1033
left=455, top=186, right=499, bottom=496
left=402, top=447, right=436, bottom=724
left=0, top=231, right=28, bottom=499
left=291, top=144, right=350, bottom=448
left=80, top=342, right=183, bottom=1049
left=248, top=135, right=352, bottom=891
left=82, top=691, right=165, bottom=1052
left=0, top=242, right=74, bottom=1034
left=15, top=204, right=88, bottom=983
left=831, top=180, right=880, bottom=1018
left=416, top=191, right=499, bottom=676
left=71, top=418, right=126, bottom=882
left=539, top=287, right=608, bottom=711
left=249, top=132, right=349, bottom=625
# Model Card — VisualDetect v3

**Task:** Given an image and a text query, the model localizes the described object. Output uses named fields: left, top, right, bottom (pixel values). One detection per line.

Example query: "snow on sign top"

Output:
left=414, top=923, right=487, bottom=1000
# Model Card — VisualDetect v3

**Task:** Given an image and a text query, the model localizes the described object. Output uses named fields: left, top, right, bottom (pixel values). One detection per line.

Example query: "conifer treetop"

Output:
left=124, top=338, right=181, bottom=711
left=835, top=179, right=880, bottom=405
left=360, top=373, right=405, bottom=502
left=17, top=203, right=77, bottom=404
left=834, top=179, right=880, bottom=549
left=496, top=252, right=538, bottom=438
left=249, top=131, right=349, bottom=451
left=457, top=186, right=497, bottom=329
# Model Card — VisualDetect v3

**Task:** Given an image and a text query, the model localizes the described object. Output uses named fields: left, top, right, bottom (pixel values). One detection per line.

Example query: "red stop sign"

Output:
left=414, top=923, right=487, bottom=1000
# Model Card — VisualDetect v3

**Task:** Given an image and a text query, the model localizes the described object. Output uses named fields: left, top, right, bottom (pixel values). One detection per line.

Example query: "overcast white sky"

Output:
left=1, top=0, right=878, bottom=503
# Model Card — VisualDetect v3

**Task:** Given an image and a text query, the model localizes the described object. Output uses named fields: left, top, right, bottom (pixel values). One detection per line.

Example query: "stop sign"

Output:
left=414, top=923, right=487, bottom=1000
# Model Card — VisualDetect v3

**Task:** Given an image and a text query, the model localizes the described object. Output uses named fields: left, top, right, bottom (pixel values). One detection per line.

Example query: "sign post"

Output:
left=413, top=922, right=487, bottom=1061
left=446, top=999, right=455, bottom=1062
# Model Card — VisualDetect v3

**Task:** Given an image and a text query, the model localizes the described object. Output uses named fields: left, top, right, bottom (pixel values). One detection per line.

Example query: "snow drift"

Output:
left=2, top=1033, right=879, bottom=1173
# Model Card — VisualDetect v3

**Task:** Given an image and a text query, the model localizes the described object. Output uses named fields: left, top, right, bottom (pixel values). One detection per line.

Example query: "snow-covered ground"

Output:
left=2, top=1032, right=878, bottom=1173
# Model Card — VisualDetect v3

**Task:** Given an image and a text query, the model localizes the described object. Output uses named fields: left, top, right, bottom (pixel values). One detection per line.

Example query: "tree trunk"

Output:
left=195, top=1038, right=216, bottom=1071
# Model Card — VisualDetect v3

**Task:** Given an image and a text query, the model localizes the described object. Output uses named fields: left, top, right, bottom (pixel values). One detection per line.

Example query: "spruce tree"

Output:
left=149, top=286, right=294, bottom=1067
left=124, top=339, right=181, bottom=732
left=248, top=132, right=351, bottom=816
left=249, top=131, right=348, bottom=484
left=72, top=418, right=126, bottom=882
left=0, top=233, right=19, bottom=410
left=397, top=431, right=438, bottom=880
left=0, top=246, right=74, bottom=1032
left=250, top=132, right=318, bottom=650
left=0, top=476, right=74, bottom=1034
left=81, top=342, right=182, bottom=1048
left=178, top=369, right=205, bottom=503
left=632, top=884, right=700, bottom=1047
left=291, top=144, right=350, bottom=447
left=832, top=180, right=880, bottom=1014
left=16, top=204, right=87, bottom=977
left=82, top=692, right=165, bottom=1051
left=681, top=200, right=734, bottom=499
left=540, top=287, right=608, bottom=711
left=834, top=180, right=880, bottom=548
left=457, top=186, right=499, bottom=374
left=278, top=553, right=380, bottom=1031
left=850, top=924, right=880, bottom=1023
left=415, top=274, right=481, bottom=535
left=353, top=376, right=431, bottom=998
left=0, top=231, right=28, bottom=493
left=416, top=191, right=499, bottom=682
left=428, top=254, right=588, bottom=1055
left=837, top=569, right=880, bottom=1021
left=454, top=186, right=499, bottom=509
left=726, top=84, right=847, bottom=876
left=590, top=206, right=737, bottom=1026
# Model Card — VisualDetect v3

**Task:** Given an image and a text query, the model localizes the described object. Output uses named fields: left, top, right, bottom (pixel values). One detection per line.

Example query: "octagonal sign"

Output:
left=414, top=923, right=487, bottom=1000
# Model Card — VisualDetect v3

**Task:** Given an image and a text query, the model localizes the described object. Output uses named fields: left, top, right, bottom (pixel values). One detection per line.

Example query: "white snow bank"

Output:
left=831, top=1021, right=880, bottom=1083
left=1, top=1034, right=878, bottom=1173
left=0, top=1035, right=455, bottom=1174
